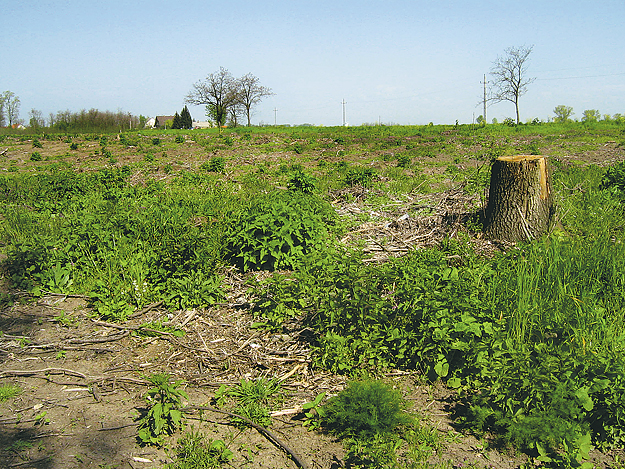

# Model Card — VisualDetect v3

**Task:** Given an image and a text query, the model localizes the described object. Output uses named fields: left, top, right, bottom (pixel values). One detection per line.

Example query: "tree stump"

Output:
left=483, top=155, right=554, bottom=242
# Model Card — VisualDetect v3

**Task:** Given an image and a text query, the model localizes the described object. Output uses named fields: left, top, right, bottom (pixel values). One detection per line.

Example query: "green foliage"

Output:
left=600, top=161, right=625, bottom=196
left=172, top=112, right=182, bottom=130
left=32, top=138, right=43, bottom=148
left=345, top=166, right=376, bottom=187
left=200, top=157, right=225, bottom=173
left=180, top=106, right=193, bottom=130
left=293, top=142, right=305, bottom=154
left=30, top=151, right=42, bottom=161
left=214, top=378, right=282, bottom=428
left=166, top=430, right=233, bottom=469
left=302, top=392, right=326, bottom=431
left=164, top=271, right=224, bottom=310
left=225, top=191, right=336, bottom=271
left=0, top=384, right=22, bottom=401
left=396, top=154, right=411, bottom=168
left=152, top=137, right=161, bottom=146
left=175, top=135, right=185, bottom=144
left=287, top=170, right=316, bottom=193
left=69, top=142, right=79, bottom=150
left=137, top=373, right=188, bottom=445
left=322, top=380, right=413, bottom=438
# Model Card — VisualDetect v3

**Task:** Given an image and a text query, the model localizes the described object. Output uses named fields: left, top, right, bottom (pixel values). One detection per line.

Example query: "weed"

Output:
left=397, top=154, right=411, bottom=168
left=0, top=383, right=22, bottom=401
left=137, top=373, right=188, bottom=445
left=287, top=171, right=317, bottom=193
left=345, top=166, right=376, bottom=187
left=226, top=191, right=337, bottom=271
left=214, top=378, right=282, bottom=428
left=200, top=156, right=225, bottom=173
left=166, top=429, right=234, bottom=468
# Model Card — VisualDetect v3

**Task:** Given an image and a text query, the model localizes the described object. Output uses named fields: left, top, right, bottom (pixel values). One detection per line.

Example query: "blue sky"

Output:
left=2, top=0, right=624, bottom=126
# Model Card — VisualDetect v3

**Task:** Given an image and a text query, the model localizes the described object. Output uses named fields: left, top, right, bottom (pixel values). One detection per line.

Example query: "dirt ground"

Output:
left=1, top=131, right=625, bottom=468
left=0, top=284, right=527, bottom=469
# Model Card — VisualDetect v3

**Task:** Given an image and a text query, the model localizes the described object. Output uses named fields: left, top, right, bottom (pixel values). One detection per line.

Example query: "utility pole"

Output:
left=480, top=74, right=488, bottom=123
left=342, top=99, right=347, bottom=126
left=273, top=108, right=278, bottom=126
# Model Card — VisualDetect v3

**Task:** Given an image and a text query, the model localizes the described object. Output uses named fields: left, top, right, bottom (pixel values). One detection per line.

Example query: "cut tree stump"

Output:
left=483, top=155, right=554, bottom=242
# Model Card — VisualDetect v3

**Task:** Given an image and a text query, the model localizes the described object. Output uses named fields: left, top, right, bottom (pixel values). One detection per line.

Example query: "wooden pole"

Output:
left=483, top=155, right=554, bottom=242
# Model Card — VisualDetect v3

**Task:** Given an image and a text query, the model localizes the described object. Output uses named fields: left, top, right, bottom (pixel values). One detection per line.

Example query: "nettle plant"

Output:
left=138, top=373, right=188, bottom=446
left=225, top=190, right=338, bottom=272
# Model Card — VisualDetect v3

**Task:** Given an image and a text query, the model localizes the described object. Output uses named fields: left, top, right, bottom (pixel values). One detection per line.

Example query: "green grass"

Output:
left=0, top=384, right=22, bottom=401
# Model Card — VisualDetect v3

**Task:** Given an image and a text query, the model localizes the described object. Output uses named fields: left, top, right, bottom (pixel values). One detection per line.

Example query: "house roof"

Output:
left=155, top=116, right=175, bottom=126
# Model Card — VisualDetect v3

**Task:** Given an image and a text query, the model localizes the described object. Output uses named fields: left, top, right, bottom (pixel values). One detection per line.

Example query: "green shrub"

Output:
left=287, top=171, right=316, bottom=193
left=200, top=157, right=225, bottom=173
left=322, top=380, right=413, bottom=438
left=30, top=151, right=42, bottom=161
left=152, top=137, right=161, bottom=146
left=600, top=161, right=625, bottom=195
left=175, top=135, right=185, bottom=144
left=32, top=139, right=43, bottom=149
left=344, top=166, right=376, bottom=187
left=69, top=142, right=78, bottom=150
left=396, top=154, right=411, bottom=168
left=225, top=191, right=336, bottom=271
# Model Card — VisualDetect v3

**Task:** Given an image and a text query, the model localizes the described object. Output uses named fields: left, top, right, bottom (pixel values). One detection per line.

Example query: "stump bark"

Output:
left=483, top=155, right=554, bottom=242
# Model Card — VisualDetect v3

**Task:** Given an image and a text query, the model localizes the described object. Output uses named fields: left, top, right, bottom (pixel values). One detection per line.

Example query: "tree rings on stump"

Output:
left=483, top=155, right=554, bottom=242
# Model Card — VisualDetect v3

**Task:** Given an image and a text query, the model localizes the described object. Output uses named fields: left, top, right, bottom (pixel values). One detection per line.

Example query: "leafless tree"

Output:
left=186, top=67, right=239, bottom=128
left=489, top=45, right=535, bottom=124
left=29, top=109, right=45, bottom=128
left=236, top=73, right=274, bottom=127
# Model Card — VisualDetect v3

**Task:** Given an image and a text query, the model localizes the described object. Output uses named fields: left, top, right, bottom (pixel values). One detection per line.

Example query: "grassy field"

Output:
left=0, top=121, right=624, bottom=468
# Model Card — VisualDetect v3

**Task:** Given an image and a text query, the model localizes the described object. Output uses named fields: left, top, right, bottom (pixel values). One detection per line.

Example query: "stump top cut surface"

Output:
left=498, top=154, right=545, bottom=162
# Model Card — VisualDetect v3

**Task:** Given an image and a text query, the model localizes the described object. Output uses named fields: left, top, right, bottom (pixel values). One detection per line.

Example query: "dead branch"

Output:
left=185, top=404, right=311, bottom=469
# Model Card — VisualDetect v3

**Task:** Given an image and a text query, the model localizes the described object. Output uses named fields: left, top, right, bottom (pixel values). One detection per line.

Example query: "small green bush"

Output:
left=32, top=139, right=43, bottom=149
left=167, top=431, right=233, bottom=469
left=69, top=142, right=79, bottom=150
left=152, top=137, right=161, bottom=146
left=175, top=135, right=185, bottom=144
left=600, top=161, right=625, bottom=195
left=322, top=380, right=413, bottom=438
left=396, top=154, right=411, bottom=168
left=30, top=151, right=42, bottom=161
left=287, top=171, right=316, bottom=193
left=200, top=157, right=225, bottom=173
left=345, top=167, right=376, bottom=187
left=226, top=191, right=336, bottom=271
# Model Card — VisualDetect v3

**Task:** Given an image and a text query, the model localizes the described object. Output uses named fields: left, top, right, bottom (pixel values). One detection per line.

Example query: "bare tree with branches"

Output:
left=237, top=73, right=274, bottom=127
left=489, top=45, right=535, bottom=124
left=1, top=91, right=21, bottom=127
left=185, top=67, right=239, bottom=128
